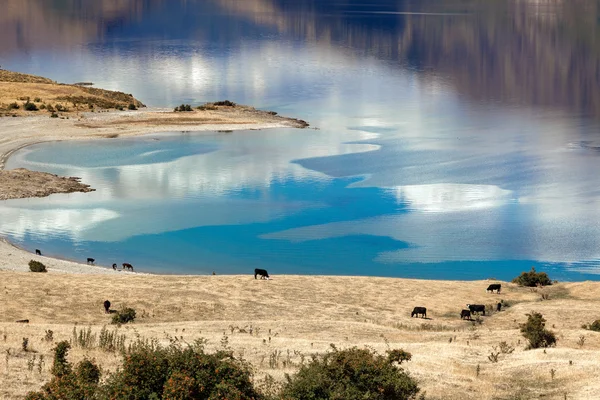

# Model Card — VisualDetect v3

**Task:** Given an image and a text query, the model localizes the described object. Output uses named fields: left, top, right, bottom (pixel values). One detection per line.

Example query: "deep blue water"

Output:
left=2, top=0, right=600, bottom=280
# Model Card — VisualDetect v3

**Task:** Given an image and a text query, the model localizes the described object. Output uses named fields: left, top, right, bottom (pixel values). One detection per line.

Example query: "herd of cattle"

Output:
left=411, top=283, right=502, bottom=321
left=34, top=249, right=135, bottom=272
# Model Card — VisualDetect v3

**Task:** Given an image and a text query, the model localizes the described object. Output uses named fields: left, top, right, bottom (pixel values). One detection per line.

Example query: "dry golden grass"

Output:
left=1, top=271, right=600, bottom=399
left=0, top=70, right=144, bottom=115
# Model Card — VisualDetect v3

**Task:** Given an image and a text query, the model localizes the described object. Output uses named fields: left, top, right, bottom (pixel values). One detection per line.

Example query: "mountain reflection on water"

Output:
left=3, top=0, right=600, bottom=117
left=2, top=0, right=600, bottom=279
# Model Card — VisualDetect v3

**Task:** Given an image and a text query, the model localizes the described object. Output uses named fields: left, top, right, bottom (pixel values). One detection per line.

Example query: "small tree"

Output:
left=512, top=267, right=552, bottom=287
left=29, top=260, right=47, bottom=273
left=280, top=346, right=420, bottom=400
left=111, top=307, right=136, bottom=325
left=520, top=312, right=557, bottom=349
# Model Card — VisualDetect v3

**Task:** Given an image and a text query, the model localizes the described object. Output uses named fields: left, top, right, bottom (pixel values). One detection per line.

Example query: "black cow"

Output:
left=103, top=300, right=111, bottom=314
left=467, top=304, right=486, bottom=316
left=35, top=249, right=42, bottom=256
left=87, top=258, right=95, bottom=264
left=254, top=268, right=270, bottom=279
left=411, top=307, right=427, bottom=318
left=487, top=284, right=501, bottom=293
left=112, top=263, right=117, bottom=270
left=122, top=263, right=134, bottom=271
left=496, top=302, right=502, bottom=312
left=460, top=309, right=472, bottom=320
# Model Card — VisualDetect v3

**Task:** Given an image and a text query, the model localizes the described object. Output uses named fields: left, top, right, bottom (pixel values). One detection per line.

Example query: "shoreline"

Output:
left=0, top=105, right=309, bottom=274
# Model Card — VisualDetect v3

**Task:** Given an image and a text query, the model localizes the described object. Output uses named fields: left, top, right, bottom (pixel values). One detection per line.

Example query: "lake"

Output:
left=2, top=0, right=600, bottom=280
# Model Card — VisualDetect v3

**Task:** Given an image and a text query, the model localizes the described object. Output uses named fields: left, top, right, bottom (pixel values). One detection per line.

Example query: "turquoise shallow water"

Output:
left=2, top=1, right=600, bottom=279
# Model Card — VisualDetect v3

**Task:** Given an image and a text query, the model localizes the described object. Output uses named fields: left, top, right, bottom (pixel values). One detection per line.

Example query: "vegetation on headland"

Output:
left=0, top=70, right=145, bottom=116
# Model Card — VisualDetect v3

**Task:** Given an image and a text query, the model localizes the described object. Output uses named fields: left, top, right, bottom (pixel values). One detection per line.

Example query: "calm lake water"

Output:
left=2, top=0, right=600, bottom=280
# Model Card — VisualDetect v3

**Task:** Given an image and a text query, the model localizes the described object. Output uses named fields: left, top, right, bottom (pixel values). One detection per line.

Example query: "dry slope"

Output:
left=1, top=272, right=600, bottom=399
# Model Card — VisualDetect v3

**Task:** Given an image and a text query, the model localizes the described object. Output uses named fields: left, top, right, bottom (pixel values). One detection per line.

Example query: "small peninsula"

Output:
left=0, top=69, right=308, bottom=200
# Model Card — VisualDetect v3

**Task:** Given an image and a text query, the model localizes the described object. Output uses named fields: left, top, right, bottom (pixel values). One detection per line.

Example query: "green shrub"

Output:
left=24, top=102, right=39, bottom=111
left=280, top=346, right=421, bottom=400
left=50, top=112, right=59, bottom=118
left=29, top=260, right=47, bottom=273
left=34, top=97, right=42, bottom=102
left=174, top=104, right=193, bottom=112
left=111, top=307, right=136, bottom=325
left=75, top=359, right=101, bottom=384
left=39, top=104, right=46, bottom=110
left=587, top=320, right=600, bottom=332
left=101, top=341, right=260, bottom=399
left=8, top=102, right=19, bottom=110
left=128, top=103, right=137, bottom=110
left=55, top=104, right=66, bottom=112
left=46, top=104, right=55, bottom=112
left=512, top=267, right=552, bottom=287
left=520, top=312, right=557, bottom=349
left=25, top=341, right=100, bottom=400
left=213, top=100, right=236, bottom=107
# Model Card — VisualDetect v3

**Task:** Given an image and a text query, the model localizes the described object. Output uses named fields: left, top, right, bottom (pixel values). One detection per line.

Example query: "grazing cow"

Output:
left=122, top=263, right=134, bottom=271
left=460, top=309, right=472, bottom=320
left=254, top=268, right=270, bottom=279
left=112, top=263, right=117, bottom=270
left=411, top=307, right=427, bottom=318
left=103, top=300, right=111, bottom=314
left=467, top=304, right=486, bottom=316
left=35, top=249, right=42, bottom=256
left=487, top=283, right=501, bottom=293
left=87, top=258, right=95, bottom=264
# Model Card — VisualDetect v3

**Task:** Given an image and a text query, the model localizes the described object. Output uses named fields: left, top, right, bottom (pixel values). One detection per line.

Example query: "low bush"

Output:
left=50, top=112, right=59, bottom=118
left=26, top=340, right=261, bottom=400
left=34, top=97, right=42, bottom=102
left=586, top=320, right=600, bottom=332
left=24, top=102, right=39, bottom=111
left=520, top=312, right=557, bottom=349
left=111, top=307, right=136, bottom=325
left=29, top=260, right=47, bottom=273
left=174, top=104, right=193, bottom=112
left=127, top=103, right=137, bottom=110
left=25, top=342, right=100, bottom=400
left=280, top=346, right=421, bottom=400
left=512, top=267, right=552, bottom=287
left=8, top=102, right=19, bottom=110
left=213, top=100, right=236, bottom=106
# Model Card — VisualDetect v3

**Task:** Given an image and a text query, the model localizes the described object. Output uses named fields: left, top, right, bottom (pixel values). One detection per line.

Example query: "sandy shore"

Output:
left=0, top=237, right=138, bottom=275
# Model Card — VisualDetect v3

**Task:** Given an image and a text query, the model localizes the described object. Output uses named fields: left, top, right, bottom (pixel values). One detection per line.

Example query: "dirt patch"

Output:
left=0, top=168, right=94, bottom=200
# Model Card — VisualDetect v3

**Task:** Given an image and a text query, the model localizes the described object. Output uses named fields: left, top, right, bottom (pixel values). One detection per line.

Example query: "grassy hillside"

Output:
left=0, top=69, right=144, bottom=116
left=1, top=272, right=600, bottom=399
